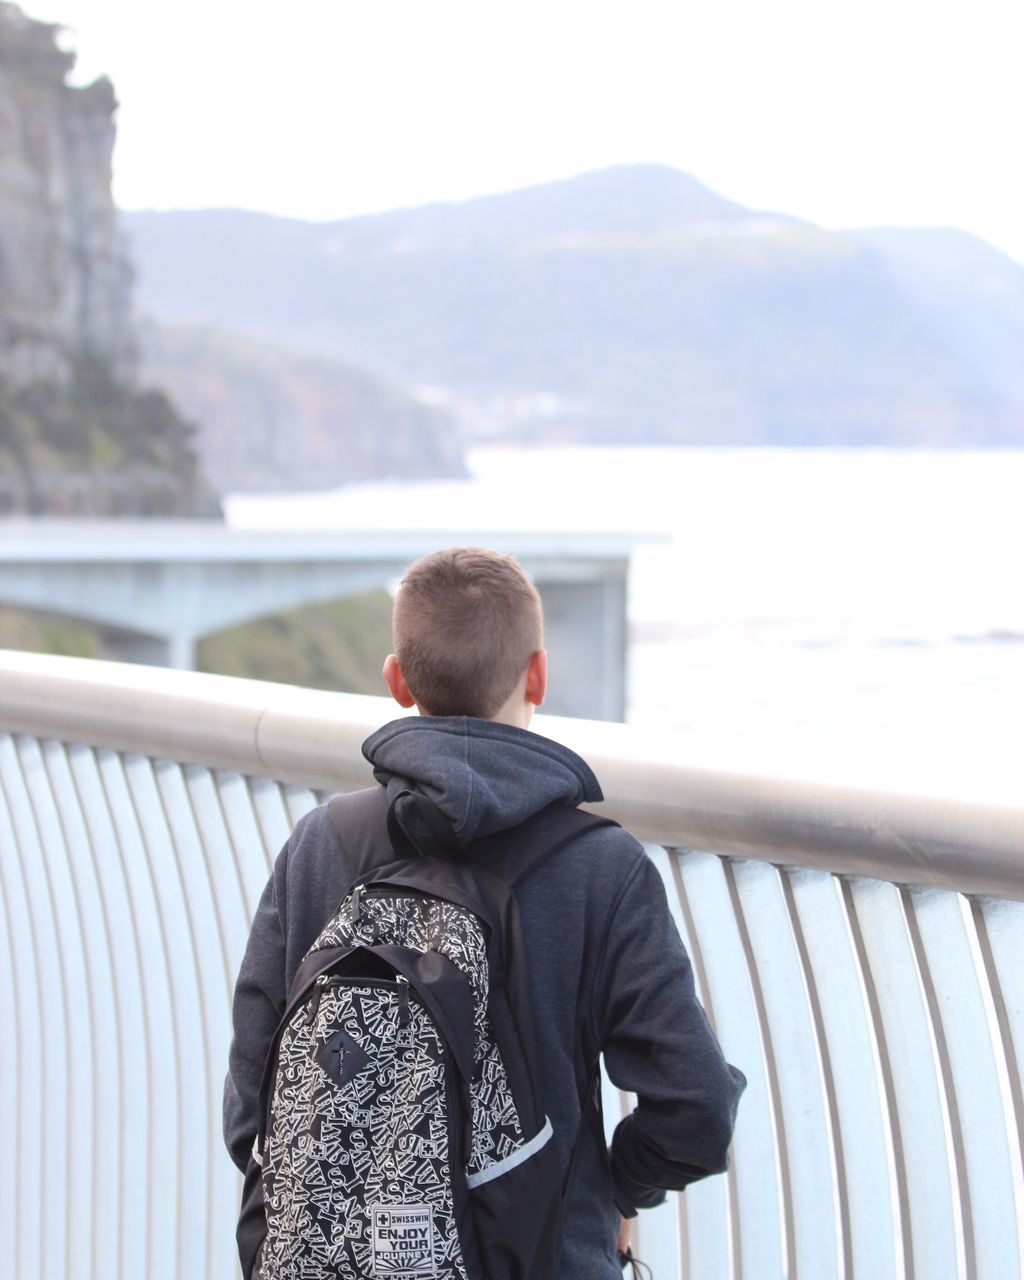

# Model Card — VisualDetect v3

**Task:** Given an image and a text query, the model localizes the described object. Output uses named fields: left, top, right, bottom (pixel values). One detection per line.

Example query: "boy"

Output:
left=224, top=546, right=744, bottom=1278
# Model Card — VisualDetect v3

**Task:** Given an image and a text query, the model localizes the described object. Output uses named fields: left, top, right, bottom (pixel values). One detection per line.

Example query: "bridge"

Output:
left=0, top=521, right=641, bottom=720
left=1, top=649, right=1021, bottom=1279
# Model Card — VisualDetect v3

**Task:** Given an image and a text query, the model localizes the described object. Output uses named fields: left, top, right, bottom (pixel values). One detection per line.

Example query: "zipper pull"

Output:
left=349, top=884, right=364, bottom=925
left=306, top=977, right=325, bottom=1027
left=397, top=975, right=411, bottom=1027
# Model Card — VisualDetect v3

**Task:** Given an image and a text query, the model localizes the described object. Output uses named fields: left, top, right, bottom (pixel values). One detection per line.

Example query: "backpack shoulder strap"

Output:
left=328, top=788, right=618, bottom=888
left=476, top=803, right=618, bottom=887
left=326, top=785, right=395, bottom=882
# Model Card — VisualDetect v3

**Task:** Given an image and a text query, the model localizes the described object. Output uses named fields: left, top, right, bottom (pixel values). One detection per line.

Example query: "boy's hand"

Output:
left=617, top=1216, right=631, bottom=1257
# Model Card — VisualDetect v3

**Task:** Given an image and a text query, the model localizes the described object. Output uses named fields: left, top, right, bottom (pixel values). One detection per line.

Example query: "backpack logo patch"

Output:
left=371, top=1204, right=436, bottom=1276
left=315, top=1026, right=370, bottom=1088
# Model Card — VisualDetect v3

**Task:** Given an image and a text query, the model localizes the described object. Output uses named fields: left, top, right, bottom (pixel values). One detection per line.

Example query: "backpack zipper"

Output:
left=349, top=883, right=441, bottom=928
left=305, top=971, right=410, bottom=1027
left=396, top=974, right=411, bottom=1026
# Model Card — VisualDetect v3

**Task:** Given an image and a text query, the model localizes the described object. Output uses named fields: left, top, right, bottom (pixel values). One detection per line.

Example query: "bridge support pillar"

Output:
left=103, top=629, right=197, bottom=671
left=537, top=573, right=627, bottom=722
left=166, top=632, right=197, bottom=670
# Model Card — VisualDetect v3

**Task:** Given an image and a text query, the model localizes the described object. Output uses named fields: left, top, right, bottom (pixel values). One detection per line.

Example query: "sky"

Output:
left=15, top=0, right=1024, bottom=264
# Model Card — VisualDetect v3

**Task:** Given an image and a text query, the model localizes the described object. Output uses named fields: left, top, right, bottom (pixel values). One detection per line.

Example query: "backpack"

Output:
left=237, top=783, right=616, bottom=1280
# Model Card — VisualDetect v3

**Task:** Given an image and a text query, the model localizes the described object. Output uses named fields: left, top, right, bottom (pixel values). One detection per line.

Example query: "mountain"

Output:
left=139, top=322, right=466, bottom=492
left=122, top=165, right=1024, bottom=448
left=849, top=227, right=1024, bottom=407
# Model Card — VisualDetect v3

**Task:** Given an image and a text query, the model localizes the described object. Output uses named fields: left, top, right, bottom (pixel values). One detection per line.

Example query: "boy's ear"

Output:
left=525, top=649, right=547, bottom=708
left=382, top=654, right=417, bottom=708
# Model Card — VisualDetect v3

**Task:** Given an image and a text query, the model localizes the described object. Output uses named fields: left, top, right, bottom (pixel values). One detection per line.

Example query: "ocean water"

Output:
left=227, top=447, right=1024, bottom=803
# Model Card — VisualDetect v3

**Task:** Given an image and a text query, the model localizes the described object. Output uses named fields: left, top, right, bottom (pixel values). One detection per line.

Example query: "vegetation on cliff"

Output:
left=0, top=591, right=390, bottom=695
left=0, top=357, right=221, bottom=516
left=196, top=591, right=392, bottom=693
left=0, top=604, right=101, bottom=659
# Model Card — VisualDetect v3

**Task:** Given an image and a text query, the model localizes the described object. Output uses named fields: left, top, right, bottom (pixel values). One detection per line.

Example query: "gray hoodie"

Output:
left=224, top=716, right=745, bottom=1278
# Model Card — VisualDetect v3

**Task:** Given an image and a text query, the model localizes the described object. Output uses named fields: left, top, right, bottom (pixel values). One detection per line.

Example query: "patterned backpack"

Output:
left=237, top=784, right=614, bottom=1280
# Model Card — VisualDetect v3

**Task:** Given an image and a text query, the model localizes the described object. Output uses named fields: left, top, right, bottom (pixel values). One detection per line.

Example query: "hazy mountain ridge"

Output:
left=139, top=322, right=467, bottom=493
left=848, top=227, right=1024, bottom=407
left=310, top=164, right=789, bottom=253
left=123, top=165, right=1024, bottom=449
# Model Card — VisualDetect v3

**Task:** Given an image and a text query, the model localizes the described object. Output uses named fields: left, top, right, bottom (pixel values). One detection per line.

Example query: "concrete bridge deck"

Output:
left=0, top=521, right=647, bottom=720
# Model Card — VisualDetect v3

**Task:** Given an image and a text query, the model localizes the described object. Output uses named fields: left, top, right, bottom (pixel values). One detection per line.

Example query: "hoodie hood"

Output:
left=362, top=716, right=603, bottom=846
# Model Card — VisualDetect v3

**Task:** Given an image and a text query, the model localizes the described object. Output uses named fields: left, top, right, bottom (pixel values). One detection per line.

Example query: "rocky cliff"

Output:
left=0, top=3, right=218, bottom=516
left=0, top=2, right=134, bottom=383
left=140, top=322, right=467, bottom=493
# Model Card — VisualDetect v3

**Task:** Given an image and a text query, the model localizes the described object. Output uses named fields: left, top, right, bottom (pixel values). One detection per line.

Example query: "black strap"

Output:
left=326, top=786, right=395, bottom=883
left=475, top=802, right=618, bottom=886
left=565, top=1059, right=603, bottom=1196
left=328, top=786, right=617, bottom=888
left=255, top=942, right=351, bottom=1143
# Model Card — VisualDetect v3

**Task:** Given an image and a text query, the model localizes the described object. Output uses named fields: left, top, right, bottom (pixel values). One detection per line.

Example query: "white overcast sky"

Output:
left=17, top=0, right=1024, bottom=263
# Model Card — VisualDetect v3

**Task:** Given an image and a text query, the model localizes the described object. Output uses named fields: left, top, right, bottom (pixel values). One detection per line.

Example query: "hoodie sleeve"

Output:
left=595, top=854, right=746, bottom=1215
left=222, top=840, right=290, bottom=1173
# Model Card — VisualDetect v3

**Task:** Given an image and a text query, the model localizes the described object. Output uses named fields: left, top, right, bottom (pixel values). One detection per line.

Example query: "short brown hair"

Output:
left=393, top=547, right=543, bottom=718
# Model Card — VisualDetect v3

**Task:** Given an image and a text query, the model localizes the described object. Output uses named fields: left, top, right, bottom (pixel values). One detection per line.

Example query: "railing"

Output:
left=0, top=649, right=1020, bottom=1280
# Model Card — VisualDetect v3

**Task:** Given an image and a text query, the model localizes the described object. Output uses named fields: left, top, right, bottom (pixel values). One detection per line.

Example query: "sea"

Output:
left=227, top=446, right=1024, bottom=806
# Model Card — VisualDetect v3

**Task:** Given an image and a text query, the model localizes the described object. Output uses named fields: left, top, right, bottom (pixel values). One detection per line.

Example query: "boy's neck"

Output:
left=414, top=694, right=534, bottom=731
left=483, top=696, right=535, bottom=731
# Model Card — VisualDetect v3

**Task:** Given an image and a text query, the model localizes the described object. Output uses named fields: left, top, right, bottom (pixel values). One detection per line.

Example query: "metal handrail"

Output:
left=1, top=648, right=1020, bottom=900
